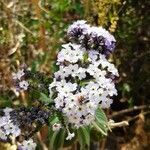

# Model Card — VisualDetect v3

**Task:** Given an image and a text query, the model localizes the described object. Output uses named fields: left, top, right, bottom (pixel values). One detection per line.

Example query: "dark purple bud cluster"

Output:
left=67, top=20, right=116, bottom=55
left=10, top=106, right=52, bottom=128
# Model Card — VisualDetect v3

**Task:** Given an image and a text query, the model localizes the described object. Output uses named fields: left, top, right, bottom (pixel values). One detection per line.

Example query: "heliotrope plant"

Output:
left=0, top=20, right=120, bottom=150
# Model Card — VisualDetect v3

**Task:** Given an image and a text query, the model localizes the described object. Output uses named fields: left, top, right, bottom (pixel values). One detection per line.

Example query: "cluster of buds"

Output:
left=67, top=20, right=116, bottom=55
left=10, top=106, right=52, bottom=128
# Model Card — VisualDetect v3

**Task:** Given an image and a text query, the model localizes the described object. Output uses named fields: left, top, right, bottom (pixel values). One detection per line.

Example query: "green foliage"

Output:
left=39, top=92, right=52, bottom=105
left=46, top=107, right=108, bottom=149
left=77, top=127, right=90, bottom=150
left=94, top=108, right=108, bottom=136
left=0, top=96, right=12, bottom=107
left=49, top=128, right=66, bottom=150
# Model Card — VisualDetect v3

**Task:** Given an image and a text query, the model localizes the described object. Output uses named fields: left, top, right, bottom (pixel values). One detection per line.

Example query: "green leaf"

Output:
left=93, top=108, right=108, bottom=136
left=49, top=128, right=66, bottom=150
left=49, top=131, right=57, bottom=150
left=29, top=89, right=40, bottom=100
left=49, top=116, right=59, bottom=125
left=39, top=92, right=52, bottom=104
left=0, top=97, right=12, bottom=107
left=96, top=108, right=107, bottom=123
left=82, top=52, right=89, bottom=64
left=123, top=83, right=131, bottom=92
left=77, top=127, right=90, bottom=150
left=90, top=128, right=104, bottom=141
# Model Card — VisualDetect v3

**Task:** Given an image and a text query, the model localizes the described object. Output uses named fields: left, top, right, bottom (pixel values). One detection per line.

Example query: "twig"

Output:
left=31, top=0, right=47, bottom=51
left=1, top=0, right=15, bottom=45
left=14, top=19, right=35, bottom=35
left=109, top=105, right=150, bottom=118
left=83, top=0, right=90, bottom=18
left=37, top=132, right=48, bottom=150
left=127, top=111, right=150, bottom=122
left=26, top=124, right=42, bottom=139
left=1, top=1, right=35, bottom=36
left=108, top=111, right=150, bottom=130
left=100, top=139, right=106, bottom=150
left=20, top=91, right=27, bottom=106
left=108, top=120, right=129, bottom=129
left=38, top=0, right=49, bottom=13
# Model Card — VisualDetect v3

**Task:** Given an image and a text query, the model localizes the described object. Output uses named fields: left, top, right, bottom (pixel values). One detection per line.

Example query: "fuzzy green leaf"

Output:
left=39, top=92, right=52, bottom=104
left=77, top=127, right=90, bottom=150
left=49, top=129, right=66, bottom=150
left=49, top=116, right=59, bottom=125
left=94, top=108, right=108, bottom=136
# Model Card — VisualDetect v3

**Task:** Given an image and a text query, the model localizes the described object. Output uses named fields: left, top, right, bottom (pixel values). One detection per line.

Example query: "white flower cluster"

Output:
left=49, top=43, right=119, bottom=128
left=0, top=108, right=21, bottom=140
left=12, top=69, right=29, bottom=90
left=57, top=43, right=85, bottom=65
left=18, top=138, right=36, bottom=150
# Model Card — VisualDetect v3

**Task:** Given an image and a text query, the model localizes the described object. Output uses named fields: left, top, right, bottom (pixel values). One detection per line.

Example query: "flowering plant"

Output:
left=0, top=20, right=120, bottom=150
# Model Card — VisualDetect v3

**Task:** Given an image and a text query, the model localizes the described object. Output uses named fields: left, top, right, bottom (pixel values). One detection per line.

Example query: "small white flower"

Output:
left=107, top=63, right=119, bottom=76
left=94, top=70, right=106, bottom=79
left=88, top=50, right=99, bottom=62
left=4, top=122, right=16, bottom=135
left=67, top=64, right=79, bottom=77
left=82, top=114, right=94, bottom=125
left=57, top=43, right=84, bottom=64
left=54, top=66, right=70, bottom=79
left=52, top=123, right=61, bottom=131
left=87, top=64, right=99, bottom=76
left=76, top=67, right=86, bottom=80
left=19, top=80, right=29, bottom=90
left=12, top=126, right=21, bottom=137
left=66, top=132, right=75, bottom=140
left=12, top=69, right=25, bottom=80
left=0, top=116, right=9, bottom=127
left=56, top=80, right=77, bottom=96
left=19, top=139, right=36, bottom=150
left=85, top=81, right=100, bottom=92
left=100, top=98, right=113, bottom=109
left=3, top=107, right=13, bottom=115
left=54, top=94, right=65, bottom=109
left=62, top=103, right=76, bottom=116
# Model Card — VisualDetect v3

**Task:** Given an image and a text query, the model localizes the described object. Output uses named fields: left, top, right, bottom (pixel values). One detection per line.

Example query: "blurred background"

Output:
left=0, top=0, right=149, bottom=149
